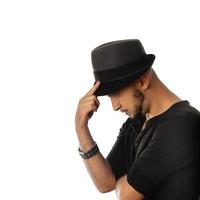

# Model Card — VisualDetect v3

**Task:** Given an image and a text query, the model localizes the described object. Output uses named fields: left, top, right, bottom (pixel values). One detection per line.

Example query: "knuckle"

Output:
left=90, top=101, right=95, bottom=106
left=79, top=97, right=84, bottom=103
left=90, top=104, right=96, bottom=110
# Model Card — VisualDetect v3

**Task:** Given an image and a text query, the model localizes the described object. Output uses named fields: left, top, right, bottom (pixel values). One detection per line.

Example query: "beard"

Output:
left=129, top=89, right=145, bottom=118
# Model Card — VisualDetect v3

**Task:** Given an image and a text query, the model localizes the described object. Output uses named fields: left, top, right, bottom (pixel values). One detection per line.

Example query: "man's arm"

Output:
left=75, top=82, right=144, bottom=197
left=116, top=175, right=144, bottom=200
left=75, top=81, right=116, bottom=193
left=77, top=128, right=117, bottom=193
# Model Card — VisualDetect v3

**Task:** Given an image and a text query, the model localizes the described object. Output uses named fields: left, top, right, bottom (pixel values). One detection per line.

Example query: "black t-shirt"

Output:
left=107, top=100, right=200, bottom=199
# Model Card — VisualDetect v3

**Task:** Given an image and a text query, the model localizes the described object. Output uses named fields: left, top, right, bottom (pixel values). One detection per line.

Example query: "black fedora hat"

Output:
left=91, top=39, right=155, bottom=96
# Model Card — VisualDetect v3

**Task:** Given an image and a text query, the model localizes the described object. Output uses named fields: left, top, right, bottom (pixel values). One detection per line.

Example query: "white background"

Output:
left=0, top=0, right=200, bottom=199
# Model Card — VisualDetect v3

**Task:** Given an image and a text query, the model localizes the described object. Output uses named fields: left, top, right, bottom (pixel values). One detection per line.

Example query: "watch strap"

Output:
left=78, top=143, right=99, bottom=159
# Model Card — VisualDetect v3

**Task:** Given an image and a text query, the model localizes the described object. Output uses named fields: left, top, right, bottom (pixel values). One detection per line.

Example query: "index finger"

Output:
left=85, top=81, right=101, bottom=96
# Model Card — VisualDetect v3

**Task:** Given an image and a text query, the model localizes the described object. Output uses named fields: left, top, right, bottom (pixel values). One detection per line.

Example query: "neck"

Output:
left=145, top=80, right=182, bottom=121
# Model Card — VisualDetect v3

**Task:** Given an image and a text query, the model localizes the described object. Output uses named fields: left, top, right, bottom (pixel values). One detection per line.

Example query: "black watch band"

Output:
left=78, top=143, right=100, bottom=159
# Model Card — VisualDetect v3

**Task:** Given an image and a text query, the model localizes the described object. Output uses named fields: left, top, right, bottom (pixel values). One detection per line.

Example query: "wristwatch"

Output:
left=78, top=143, right=100, bottom=159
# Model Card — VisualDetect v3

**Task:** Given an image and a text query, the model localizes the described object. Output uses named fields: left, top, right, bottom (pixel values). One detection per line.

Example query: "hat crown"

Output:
left=91, top=39, right=146, bottom=72
left=90, top=39, right=155, bottom=96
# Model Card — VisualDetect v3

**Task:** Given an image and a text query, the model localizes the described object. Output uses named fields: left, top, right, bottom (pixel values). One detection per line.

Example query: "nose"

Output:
left=110, top=96, right=121, bottom=111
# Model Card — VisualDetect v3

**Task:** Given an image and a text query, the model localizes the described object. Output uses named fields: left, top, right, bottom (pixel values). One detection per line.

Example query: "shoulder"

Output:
left=151, top=116, right=200, bottom=146
left=148, top=103, right=200, bottom=144
left=155, top=102, right=200, bottom=129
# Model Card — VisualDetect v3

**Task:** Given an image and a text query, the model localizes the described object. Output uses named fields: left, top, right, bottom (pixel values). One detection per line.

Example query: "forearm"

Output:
left=77, top=128, right=116, bottom=193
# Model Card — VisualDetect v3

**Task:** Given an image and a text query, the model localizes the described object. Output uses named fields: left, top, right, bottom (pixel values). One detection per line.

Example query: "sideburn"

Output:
left=133, top=89, right=145, bottom=113
left=133, top=89, right=145, bottom=102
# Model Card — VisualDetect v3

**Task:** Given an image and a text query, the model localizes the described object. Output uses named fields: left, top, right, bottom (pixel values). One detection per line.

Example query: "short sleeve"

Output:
left=106, top=120, right=128, bottom=180
left=127, top=117, right=200, bottom=196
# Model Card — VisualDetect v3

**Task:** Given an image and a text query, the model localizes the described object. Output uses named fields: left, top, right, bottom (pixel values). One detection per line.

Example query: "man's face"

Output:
left=108, top=83, right=145, bottom=118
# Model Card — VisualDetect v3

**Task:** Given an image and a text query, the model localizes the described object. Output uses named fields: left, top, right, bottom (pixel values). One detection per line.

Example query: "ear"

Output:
left=137, top=71, right=151, bottom=90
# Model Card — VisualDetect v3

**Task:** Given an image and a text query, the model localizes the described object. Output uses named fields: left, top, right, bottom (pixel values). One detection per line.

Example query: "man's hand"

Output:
left=75, top=81, right=101, bottom=133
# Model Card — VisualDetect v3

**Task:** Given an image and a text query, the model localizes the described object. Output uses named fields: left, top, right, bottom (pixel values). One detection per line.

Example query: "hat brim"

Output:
left=94, top=54, right=155, bottom=96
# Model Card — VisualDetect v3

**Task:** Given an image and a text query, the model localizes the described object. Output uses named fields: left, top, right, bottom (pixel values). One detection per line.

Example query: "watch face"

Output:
left=79, top=151, right=84, bottom=155
left=78, top=144, right=99, bottom=159
left=78, top=148, right=85, bottom=155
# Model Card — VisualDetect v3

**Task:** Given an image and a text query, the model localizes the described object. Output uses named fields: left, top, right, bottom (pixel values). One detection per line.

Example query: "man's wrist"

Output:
left=79, top=140, right=96, bottom=152
left=76, top=127, right=96, bottom=152
left=78, top=142, right=100, bottom=159
left=76, top=126, right=89, bottom=134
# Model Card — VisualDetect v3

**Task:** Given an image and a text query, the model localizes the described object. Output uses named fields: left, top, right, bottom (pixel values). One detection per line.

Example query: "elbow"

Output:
left=98, top=186, right=115, bottom=193
left=97, top=182, right=116, bottom=193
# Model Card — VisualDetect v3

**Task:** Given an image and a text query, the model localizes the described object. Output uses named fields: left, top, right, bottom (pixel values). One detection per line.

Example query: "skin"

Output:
left=75, top=68, right=181, bottom=199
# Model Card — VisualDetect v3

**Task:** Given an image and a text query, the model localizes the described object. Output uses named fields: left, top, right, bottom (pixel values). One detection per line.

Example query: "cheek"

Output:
left=127, top=99, right=137, bottom=110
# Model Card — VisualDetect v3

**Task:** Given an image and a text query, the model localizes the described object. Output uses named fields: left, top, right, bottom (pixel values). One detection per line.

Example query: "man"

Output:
left=75, top=39, right=200, bottom=199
